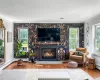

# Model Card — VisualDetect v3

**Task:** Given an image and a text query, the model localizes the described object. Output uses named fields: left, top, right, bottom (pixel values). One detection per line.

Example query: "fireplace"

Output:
left=40, top=47, right=58, bottom=61
left=42, top=48, right=56, bottom=59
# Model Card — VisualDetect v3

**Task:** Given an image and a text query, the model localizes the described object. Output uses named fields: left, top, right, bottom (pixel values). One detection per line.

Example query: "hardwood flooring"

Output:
left=4, top=61, right=100, bottom=79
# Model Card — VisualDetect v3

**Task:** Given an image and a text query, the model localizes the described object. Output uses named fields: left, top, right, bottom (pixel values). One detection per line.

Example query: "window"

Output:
left=69, top=28, right=79, bottom=51
left=94, top=26, right=100, bottom=52
left=18, top=28, right=28, bottom=52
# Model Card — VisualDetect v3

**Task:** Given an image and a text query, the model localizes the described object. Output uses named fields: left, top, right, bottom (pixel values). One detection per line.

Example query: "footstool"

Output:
left=67, top=61, right=78, bottom=68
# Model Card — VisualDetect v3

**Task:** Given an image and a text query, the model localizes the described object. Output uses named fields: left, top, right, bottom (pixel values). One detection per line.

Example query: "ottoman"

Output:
left=67, top=61, right=78, bottom=68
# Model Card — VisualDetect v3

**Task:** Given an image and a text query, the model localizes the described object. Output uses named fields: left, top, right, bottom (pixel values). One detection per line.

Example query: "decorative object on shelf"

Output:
left=7, top=31, right=12, bottom=43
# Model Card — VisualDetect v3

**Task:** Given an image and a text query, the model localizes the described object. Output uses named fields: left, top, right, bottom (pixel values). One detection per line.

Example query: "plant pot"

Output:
left=17, top=59, right=23, bottom=66
left=30, top=57, right=35, bottom=63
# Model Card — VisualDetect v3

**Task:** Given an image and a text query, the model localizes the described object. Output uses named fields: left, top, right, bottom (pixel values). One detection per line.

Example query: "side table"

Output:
left=87, top=56, right=95, bottom=69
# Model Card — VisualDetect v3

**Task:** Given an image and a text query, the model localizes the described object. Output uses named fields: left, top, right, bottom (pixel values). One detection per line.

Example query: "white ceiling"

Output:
left=0, top=0, right=100, bottom=22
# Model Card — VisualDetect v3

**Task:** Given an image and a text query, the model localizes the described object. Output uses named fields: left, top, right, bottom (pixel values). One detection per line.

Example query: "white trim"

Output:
left=69, top=28, right=79, bottom=51
left=0, top=59, right=14, bottom=70
left=93, top=23, right=100, bottom=26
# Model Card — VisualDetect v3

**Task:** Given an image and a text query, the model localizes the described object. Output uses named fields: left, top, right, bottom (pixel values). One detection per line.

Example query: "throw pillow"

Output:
left=75, top=51, right=83, bottom=56
left=75, top=51, right=79, bottom=55
left=78, top=52, right=83, bottom=56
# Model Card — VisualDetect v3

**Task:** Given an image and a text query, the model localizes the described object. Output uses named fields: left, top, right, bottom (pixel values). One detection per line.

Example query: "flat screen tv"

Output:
left=37, top=28, right=60, bottom=42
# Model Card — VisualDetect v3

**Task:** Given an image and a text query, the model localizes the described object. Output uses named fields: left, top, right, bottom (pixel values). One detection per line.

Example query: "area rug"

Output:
left=95, top=77, right=100, bottom=80
left=35, top=61, right=62, bottom=64
left=0, top=69, right=94, bottom=80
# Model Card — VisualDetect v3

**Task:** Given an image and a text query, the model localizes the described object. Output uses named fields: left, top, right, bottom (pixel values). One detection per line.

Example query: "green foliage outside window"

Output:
left=95, top=27, right=100, bottom=52
left=19, top=29, right=28, bottom=51
left=69, top=28, right=79, bottom=51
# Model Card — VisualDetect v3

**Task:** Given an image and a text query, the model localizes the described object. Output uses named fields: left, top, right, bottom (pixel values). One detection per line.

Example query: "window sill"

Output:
left=92, top=53, right=100, bottom=57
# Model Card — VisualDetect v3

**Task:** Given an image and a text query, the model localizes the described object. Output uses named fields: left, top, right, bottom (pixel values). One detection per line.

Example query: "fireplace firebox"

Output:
left=40, top=46, right=58, bottom=61
left=42, top=48, right=56, bottom=59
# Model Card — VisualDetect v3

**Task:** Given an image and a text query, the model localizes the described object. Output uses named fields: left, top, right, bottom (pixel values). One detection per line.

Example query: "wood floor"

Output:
left=4, top=61, right=100, bottom=79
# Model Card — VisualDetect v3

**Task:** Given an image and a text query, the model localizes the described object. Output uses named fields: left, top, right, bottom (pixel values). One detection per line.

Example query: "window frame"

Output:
left=69, top=28, right=79, bottom=51
left=18, top=28, right=28, bottom=52
left=94, top=25, right=100, bottom=52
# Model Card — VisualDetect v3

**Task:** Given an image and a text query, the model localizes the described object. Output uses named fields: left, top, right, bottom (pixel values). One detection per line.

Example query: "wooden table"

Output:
left=87, top=56, right=95, bottom=69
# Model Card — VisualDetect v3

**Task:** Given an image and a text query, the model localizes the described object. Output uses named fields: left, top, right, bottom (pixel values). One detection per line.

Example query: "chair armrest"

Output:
left=69, top=51, right=75, bottom=56
left=82, top=52, right=88, bottom=63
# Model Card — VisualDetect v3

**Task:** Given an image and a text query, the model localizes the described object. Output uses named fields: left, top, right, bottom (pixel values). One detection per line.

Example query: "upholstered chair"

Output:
left=69, top=48, right=88, bottom=66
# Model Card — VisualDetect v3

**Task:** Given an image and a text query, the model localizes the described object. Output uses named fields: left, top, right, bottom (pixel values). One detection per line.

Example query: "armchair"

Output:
left=69, top=48, right=88, bottom=66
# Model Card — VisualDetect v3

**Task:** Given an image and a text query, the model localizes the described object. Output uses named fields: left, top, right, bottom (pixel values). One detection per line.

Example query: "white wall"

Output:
left=2, top=18, right=14, bottom=63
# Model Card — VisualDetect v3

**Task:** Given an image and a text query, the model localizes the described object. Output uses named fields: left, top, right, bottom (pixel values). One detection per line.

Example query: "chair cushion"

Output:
left=70, top=55, right=83, bottom=60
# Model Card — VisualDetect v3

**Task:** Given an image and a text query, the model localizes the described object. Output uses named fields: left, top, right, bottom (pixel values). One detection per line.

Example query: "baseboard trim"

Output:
left=96, top=65, right=100, bottom=70
left=0, top=59, right=14, bottom=70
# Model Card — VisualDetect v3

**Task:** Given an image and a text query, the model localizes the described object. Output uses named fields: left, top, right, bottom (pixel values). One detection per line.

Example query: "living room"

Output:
left=0, top=0, right=100, bottom=80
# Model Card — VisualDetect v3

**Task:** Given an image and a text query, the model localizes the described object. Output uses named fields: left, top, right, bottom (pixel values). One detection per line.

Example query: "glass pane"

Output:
left=95, top=26, right=100, bottom=52
left=69, top=28, right=79, bottom=51
left=19, top=28, right=28, bottom=52
left=20, top=29, right=28, bottom=39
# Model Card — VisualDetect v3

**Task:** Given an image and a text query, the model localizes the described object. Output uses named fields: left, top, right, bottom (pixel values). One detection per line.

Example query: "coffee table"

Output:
left=38, top=72, right=70, bottom=80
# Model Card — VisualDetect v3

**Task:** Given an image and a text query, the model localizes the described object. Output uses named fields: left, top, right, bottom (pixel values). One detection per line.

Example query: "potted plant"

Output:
left=15, top=40, right=25, bottom=65
left=29, top=50, right=36, bottom=63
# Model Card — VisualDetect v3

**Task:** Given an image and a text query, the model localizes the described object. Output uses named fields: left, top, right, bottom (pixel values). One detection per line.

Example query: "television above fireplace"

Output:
left=37, top=28, right=60, bottom=42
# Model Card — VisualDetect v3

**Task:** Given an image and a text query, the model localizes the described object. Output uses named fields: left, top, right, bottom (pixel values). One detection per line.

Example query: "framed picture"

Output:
left=7, top=31, right=12, bottom=42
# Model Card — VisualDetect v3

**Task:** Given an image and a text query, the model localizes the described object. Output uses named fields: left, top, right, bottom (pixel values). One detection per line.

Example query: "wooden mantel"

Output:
left=33, top=42, right=64, bottom=45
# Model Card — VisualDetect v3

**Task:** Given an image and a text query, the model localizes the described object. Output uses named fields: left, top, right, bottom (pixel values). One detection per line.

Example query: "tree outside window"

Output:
left=18, top=28, right=28, bottom=52
left=69, top=28, right=79, bottom=51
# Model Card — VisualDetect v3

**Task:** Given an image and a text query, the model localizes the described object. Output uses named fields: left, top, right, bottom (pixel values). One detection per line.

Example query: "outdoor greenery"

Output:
left=95, top=27, right=100, bottom=52
left=29, top=50, right=36, bottom=57
left=69, top=28, right=79, bottom=51
left=0, top=39, right=4, bottom=58
left=19, top=29, right=28, bottom=52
